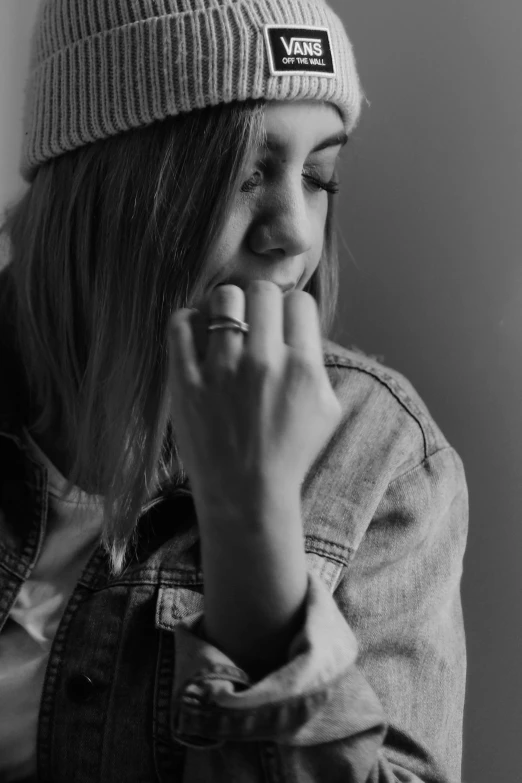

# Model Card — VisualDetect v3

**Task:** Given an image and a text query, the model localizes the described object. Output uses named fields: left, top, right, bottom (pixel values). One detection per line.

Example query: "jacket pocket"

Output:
left=155, top=583, right=205, bottom=632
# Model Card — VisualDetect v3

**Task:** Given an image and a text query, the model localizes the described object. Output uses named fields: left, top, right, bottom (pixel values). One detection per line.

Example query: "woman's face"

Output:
left=197, top=100, right=347, bottom=311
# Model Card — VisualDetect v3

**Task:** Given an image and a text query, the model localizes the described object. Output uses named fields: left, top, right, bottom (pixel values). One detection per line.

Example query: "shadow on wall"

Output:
left=0, top=0, right=40, bottom=225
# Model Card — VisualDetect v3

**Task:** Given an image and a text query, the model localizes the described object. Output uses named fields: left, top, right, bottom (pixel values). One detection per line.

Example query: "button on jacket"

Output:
left=0, top=314, right=468, bottom=782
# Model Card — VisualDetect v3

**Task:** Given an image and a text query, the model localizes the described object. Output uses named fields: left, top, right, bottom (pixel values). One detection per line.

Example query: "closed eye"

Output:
left=302, top=173, right=340, bottom=195
left=241, top=167, right=340, bottom=195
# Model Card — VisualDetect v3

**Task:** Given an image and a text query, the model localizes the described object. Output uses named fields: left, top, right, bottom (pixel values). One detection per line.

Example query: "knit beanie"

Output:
left=20, top=0, right=366, bottom=183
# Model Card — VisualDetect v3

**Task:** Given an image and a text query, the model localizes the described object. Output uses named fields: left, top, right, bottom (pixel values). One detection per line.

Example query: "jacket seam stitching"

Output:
left=324, top=356, right=430, bottom=459
left=305, top=534, right=354, bottom=564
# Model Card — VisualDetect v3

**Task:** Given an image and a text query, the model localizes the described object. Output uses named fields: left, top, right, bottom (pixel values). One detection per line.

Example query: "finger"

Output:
left=283, top=291, right=324, bottom=364
left=243, top=281, right=283, bottom=362
left=204, top=284, right=246, bottom=374
left=168, top=308, right=202, bottom=388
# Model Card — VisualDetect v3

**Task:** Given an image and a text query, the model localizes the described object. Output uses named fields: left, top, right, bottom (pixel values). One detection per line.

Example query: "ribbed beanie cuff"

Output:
left=21, top=0, right=366, bottom=183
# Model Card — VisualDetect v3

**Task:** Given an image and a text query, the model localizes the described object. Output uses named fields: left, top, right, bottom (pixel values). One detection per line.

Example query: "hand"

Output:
left=167, top=280, right=343, bottom=675
left=167, top=280, right=343, bottom=513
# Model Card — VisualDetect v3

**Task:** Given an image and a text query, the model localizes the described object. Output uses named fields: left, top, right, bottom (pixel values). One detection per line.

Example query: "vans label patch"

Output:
left=264, top=25, right=336, bottom=77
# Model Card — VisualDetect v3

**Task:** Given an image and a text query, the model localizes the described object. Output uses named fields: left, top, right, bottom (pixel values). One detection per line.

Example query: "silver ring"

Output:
left=207, top=316, right=249, bottom=334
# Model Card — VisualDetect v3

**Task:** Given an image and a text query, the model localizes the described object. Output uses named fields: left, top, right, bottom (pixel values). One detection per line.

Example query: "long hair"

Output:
left=0, top=99, right=340, bottom=575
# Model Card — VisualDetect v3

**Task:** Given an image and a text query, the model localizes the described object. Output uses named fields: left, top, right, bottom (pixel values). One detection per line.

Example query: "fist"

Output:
left=167, top=280, right=343, bottom=508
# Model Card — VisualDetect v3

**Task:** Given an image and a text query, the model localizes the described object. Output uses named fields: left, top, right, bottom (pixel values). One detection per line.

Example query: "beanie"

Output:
left=20, top=0, right=366, bottom=183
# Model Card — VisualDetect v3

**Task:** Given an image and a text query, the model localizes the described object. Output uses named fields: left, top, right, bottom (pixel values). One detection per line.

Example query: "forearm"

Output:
left=195, top=484, right=309, bottom=681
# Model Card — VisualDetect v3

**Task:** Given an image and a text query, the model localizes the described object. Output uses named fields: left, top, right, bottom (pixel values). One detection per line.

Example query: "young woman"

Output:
left=0, top=1, right=468, bottom=781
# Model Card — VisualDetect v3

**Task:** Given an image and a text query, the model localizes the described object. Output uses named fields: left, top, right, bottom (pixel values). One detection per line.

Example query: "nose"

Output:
left=247, top=175, right=314, bottom=259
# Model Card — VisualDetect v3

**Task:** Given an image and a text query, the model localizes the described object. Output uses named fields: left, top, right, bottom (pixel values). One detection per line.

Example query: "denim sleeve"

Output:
left=170, top=446, right=468, bottom=783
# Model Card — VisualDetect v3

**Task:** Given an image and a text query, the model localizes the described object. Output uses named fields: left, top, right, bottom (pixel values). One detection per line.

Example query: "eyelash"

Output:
left=304, top=174, right=340, bottom=195
left=241, top=170, right=340, bottom=196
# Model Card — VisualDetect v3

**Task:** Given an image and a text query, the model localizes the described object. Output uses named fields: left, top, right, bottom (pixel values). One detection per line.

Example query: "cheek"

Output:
left=309, top=200, right=329, bottom=259
left=204, top=208, right=248, bottom=276
left=187, top=209, right=246, bottom=309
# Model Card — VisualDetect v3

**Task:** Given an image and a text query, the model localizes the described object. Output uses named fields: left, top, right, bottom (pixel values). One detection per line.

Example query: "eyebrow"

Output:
left=263, top=130, right=349, bottom=155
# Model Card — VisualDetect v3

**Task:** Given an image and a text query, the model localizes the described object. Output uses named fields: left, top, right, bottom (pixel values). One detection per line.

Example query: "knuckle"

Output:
left=287, top=289, right=316, bottom=307
left=213, top=284, right=241, bottom=296
left=212, top=283, right=244, bottom=300
left=291, top=351, right=319, bottom=378
left=206, top=357, right=236, bottom=379
left=241, top=351, right=272, bottom=377
left=169, top=309, right=189, bottom=331
left=210, top=285, right=245, bottom=309
left=246, top=280, right=282, bottom=298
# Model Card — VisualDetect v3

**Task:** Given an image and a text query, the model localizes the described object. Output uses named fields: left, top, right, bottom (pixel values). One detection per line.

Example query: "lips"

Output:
left=275, top=282, right=296, bottom=293
left=217, top=279, right=296, bottom=294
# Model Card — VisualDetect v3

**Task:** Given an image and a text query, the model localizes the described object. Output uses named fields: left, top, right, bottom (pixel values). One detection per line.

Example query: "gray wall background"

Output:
left=1, top=2, right=521, bottom=782
left=328, top=3, right=522, bottom=782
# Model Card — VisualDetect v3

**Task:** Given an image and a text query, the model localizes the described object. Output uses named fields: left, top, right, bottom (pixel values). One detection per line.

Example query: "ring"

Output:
left=207, top=315, right=249, bottom=334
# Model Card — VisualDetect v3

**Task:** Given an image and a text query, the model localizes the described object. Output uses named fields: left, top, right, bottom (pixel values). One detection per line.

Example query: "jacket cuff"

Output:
left=170, top=570, right=386, bottom=749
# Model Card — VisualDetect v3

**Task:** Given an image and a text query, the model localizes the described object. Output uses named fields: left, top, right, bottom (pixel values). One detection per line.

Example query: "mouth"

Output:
left=216, top=279, right=296, bottom=294
left=276, top=283, right=296, bottom=294
left=192, top=279, right=298, bottom=316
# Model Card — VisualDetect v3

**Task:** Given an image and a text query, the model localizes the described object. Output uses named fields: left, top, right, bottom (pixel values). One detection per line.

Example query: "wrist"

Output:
left=194, top=479, right=302, bottom=533
left=195, top=486, right=308, bottom=678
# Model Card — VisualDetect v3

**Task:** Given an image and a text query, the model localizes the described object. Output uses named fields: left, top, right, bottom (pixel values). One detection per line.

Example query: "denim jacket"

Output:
left=0, top=304, right=468, bottom=782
